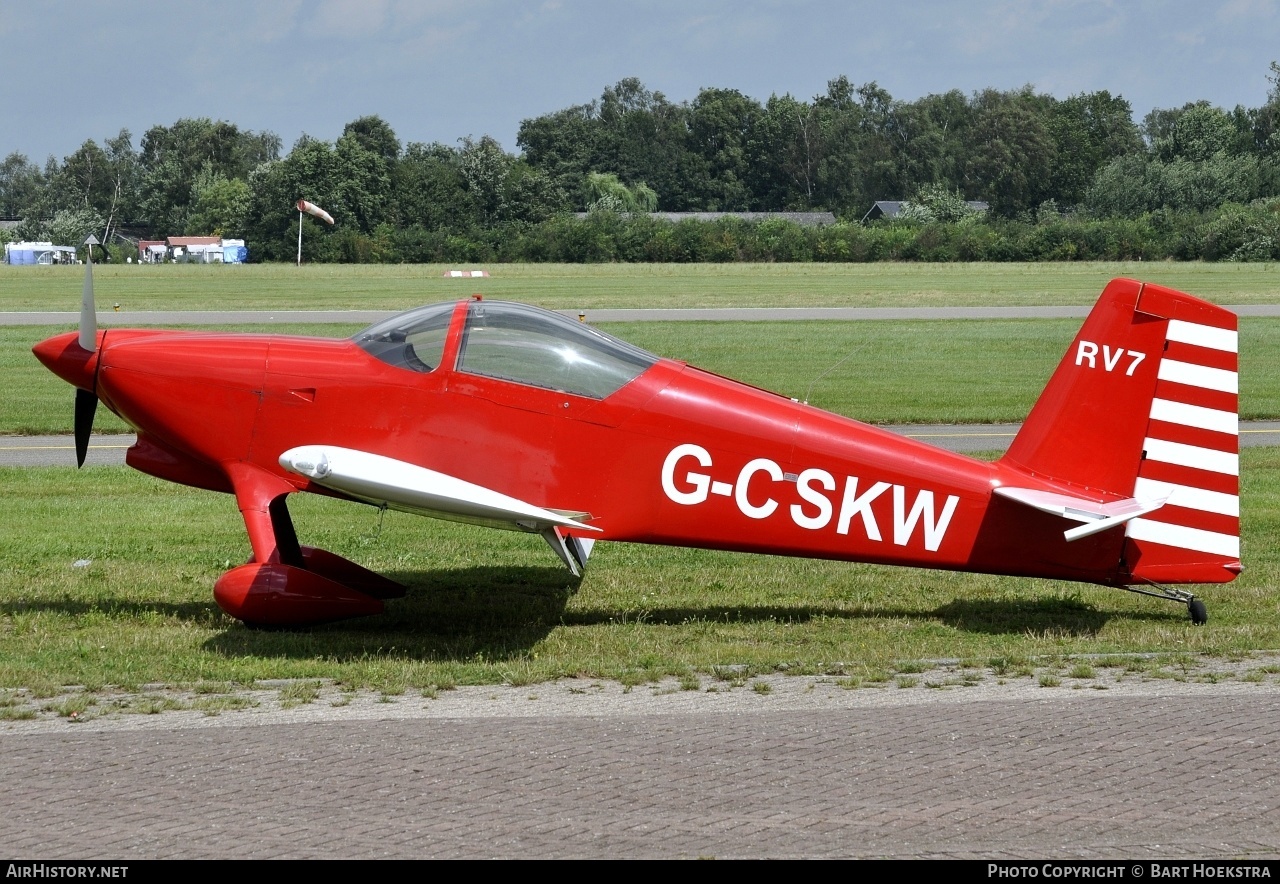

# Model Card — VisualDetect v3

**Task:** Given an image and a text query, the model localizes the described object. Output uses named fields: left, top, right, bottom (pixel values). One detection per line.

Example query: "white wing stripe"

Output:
left=278, top=445, right=600, bottom=533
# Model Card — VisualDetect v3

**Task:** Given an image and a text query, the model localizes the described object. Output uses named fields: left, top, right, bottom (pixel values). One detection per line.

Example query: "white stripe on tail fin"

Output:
left=1124, top=290, right=1239, bottom=583
left=998, top=279, right=1240, bottom=585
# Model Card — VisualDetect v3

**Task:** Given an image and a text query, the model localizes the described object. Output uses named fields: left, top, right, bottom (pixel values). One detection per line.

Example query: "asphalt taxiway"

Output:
left=4, top=421, right=1278, bottom=467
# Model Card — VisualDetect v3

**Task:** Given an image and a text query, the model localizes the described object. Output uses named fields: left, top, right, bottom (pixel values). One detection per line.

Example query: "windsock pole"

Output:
left=295, top=200, right=334, bottom=266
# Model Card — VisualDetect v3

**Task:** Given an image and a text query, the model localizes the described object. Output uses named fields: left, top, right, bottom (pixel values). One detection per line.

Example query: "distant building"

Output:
left=165, top=236, right=220, bottom=262
left=138, top=240, right=166, bottom=263
left=860, top=201, right=905, bottom=223
left=220, top=239, right=248, bottom=263
left=648, top=211, right=837, bottom=226
left=3, top=241, right=77, bottom=265
left=860, top=200, right=989, bottom=223
left=163, top=236, right=248, bottom=263
left=572, top=211, right=837, bottom=226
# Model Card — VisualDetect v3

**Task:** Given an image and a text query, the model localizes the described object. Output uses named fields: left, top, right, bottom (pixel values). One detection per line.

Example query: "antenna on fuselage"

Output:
left=802, top=347, right=859, bottom=406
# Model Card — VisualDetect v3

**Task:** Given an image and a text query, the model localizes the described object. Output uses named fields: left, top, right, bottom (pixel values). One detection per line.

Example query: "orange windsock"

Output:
left=296, top=199, right=335, bottom=225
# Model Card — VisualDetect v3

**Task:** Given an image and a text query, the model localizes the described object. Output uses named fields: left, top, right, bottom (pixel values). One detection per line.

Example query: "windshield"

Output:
left=458, top=300, right=657, bottom=399
left=353, top=302, right=455, bottom=372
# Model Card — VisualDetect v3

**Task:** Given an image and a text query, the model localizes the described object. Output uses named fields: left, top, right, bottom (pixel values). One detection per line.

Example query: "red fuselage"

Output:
left=33, top=299, right=1135, bottom=587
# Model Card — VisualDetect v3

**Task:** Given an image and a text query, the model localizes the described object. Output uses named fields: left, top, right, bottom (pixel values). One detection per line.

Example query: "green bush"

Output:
left=228, top=206, right=1280, bottom=264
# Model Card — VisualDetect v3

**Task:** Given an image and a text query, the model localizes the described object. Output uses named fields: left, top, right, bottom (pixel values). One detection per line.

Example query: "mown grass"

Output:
left=6, top=315, right=1280, bottom=434
left=0, top=445, right=1276, bottom=692
left=4, top=261, right=1280, bottom=312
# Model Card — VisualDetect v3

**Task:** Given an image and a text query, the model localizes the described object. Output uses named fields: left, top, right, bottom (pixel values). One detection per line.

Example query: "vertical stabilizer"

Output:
left=999, top=279, right=1239, bottom=584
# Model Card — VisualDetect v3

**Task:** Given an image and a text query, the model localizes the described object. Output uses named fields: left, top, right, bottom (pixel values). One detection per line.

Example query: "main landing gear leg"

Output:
left=215, top=463, right=388, bottom=626
left=1122, top=583, right=1208, bottom=625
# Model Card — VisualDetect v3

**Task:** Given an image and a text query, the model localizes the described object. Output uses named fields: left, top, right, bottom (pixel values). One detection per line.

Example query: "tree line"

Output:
left=3, top=67, right=1280, bottom=263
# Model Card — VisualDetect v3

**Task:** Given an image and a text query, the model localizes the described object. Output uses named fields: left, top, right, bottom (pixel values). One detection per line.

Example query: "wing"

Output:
left=279, top=445, right=600, bottom=575
left=993, top=486, right=1167, bottom=541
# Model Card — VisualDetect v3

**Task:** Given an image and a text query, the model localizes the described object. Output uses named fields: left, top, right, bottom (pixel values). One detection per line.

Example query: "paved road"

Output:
left=5, top=422, right=1279, bottom=467
left=6, top=304, right=1280, bottom=326
left=0, top=434, right=137, bottom=467
left=2, top=673, right=1279, bottom=859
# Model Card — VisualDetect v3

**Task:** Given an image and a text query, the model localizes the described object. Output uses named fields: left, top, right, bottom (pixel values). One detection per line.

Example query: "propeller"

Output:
left=74, top=389, right=97, bottom=467
left=74, top=235, right=101, bottom=467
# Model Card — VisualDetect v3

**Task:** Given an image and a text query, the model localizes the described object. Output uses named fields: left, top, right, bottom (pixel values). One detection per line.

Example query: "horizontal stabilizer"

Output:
left=280, top=445, right=601, bottom=535
left=994, top=486, right=1166, bottom=541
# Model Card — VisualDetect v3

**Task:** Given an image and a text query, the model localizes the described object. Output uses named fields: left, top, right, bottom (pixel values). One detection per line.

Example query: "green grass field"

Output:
left=3, top=260, right=1280, bottom=311
left=1, top=262, right=1275, bottom=696
left=1, top=447, right=1276, bottom=694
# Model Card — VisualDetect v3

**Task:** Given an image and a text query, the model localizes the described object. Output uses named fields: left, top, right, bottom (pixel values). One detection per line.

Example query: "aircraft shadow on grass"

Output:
left=6, top=564, right=1177, bottom=664
left=554, top=593, right=1126, bottom=636
left=195, top=564, right=1164, bottom=660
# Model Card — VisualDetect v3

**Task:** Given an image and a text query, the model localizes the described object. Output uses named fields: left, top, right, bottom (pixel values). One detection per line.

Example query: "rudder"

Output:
left=999, top=279, right=1240, bottom=584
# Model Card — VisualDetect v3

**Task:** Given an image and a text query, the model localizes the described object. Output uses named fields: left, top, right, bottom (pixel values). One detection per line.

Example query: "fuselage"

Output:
left=31, top=298, right=1142, bottom=586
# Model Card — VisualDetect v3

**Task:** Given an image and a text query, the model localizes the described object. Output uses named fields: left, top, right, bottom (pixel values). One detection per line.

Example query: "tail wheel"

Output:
left=1188, top=598, right=1208, bottom=626
left=1122, top=582, right=1207, bottom=625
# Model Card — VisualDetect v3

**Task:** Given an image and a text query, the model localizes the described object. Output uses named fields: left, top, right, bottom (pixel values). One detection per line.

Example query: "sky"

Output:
left=3, top=0, right=1279, bottom=164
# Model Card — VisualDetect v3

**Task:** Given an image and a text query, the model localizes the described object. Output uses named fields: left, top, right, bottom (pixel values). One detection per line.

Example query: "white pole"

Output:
left=297, top=209, right=303, bottom=267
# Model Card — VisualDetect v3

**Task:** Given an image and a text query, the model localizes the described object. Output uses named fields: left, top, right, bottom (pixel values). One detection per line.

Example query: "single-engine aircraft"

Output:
left=33, top=259, right=1240, bottom=627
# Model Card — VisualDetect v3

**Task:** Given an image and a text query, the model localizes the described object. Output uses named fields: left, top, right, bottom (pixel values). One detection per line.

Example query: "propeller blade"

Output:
left=79, top=236, right=99, bottom=352
left=74, top=388, right=98, bottom=468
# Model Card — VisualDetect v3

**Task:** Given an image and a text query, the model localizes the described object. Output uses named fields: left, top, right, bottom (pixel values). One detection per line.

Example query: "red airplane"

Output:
left=33, top=259, right=1240, bottom=627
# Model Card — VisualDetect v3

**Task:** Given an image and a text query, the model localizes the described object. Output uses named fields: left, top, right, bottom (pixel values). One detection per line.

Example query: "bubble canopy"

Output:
left=354, top=300, right=659, bottom=399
